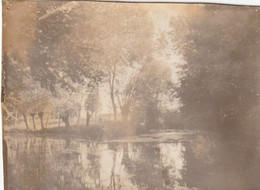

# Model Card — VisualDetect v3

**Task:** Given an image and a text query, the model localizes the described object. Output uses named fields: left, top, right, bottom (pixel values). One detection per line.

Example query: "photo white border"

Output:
left=0, top=0, right=259, bottom=189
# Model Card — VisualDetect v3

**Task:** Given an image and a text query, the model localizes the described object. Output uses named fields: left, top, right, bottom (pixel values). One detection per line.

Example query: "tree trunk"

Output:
left=23, top=113, right=29, bottom=129
left=58, top=116, right=61, bottom=128
left=86, top=111, right=91, bottom=127
left=77, top=89, right=84, bottom=127
left=30, top=113, right=36, bottom=130
left=45, top=113, right=49, bottom=128
left=77, top=106, right=81, bottom=127
left=116, top=94, right=130, bottom=122
left=14, top=109, right=18, bottom=128
left=95, top=82, right=99, bottom=120
left=61, top=112, right=70, bottom=129
left=121, top=106, right=130, bottom=122
left=111, top=92, right=117, bottom=121
left=109, top=64, right=117, bottom=121
left=38, top=112, right=45, bottom=130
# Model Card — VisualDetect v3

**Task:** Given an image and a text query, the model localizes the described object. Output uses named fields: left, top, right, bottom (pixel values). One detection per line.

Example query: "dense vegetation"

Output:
left=2, top=3, right=260, bottom=139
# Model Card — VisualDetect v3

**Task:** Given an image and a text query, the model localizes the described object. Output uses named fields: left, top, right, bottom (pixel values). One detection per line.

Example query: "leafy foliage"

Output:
left=173, top=6, right=260, bottom=136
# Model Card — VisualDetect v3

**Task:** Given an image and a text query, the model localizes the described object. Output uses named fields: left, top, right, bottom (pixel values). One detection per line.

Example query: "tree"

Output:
left=2, top=2, right=37, bottom=125
left=84, top=87, right=99, bottom=127
left=53, top=87, right=79, bottom=129
left=115, top=64, right=141, bottom=122
left=27, top=2, right=105, bottom=128
left=172, top=5, right=260, bottom=136
left=130, top=61, right=173, bottom=130
left=91, top=4, right=154, bottom=121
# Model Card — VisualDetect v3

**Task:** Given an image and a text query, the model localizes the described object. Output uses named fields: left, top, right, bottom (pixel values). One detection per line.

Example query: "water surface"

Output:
left=5, top=130, right=260, bottom=190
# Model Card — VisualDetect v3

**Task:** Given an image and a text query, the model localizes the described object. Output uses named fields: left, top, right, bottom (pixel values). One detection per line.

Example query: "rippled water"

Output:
left=4, top=130, right=260, bottom=190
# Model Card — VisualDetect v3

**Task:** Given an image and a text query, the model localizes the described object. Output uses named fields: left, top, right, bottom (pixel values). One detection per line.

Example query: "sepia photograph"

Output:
left=2, top=1, right=260, bottom=189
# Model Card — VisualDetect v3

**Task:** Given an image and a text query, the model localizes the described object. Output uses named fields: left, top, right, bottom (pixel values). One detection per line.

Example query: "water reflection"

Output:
left=5, top=132, right=260, bottom=190
left=159, top=142, right=185, bottom=188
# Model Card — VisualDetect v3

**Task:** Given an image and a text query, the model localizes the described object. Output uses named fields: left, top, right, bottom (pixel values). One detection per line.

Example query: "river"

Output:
left=4, top=130, right=260, bottom=190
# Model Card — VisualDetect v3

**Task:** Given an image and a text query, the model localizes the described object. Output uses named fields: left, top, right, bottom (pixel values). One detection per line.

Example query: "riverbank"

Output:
left=4, top=125, right=204, bottom=142
left=4, top=126, right=104, bottom=140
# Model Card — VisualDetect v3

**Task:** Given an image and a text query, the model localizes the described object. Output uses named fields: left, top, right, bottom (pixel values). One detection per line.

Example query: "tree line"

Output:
left=3, top=3, right=260, bottom=137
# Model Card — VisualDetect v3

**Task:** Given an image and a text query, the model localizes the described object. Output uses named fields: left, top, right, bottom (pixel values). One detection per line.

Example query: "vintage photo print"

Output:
left=2, top=1, right=260, bottom=189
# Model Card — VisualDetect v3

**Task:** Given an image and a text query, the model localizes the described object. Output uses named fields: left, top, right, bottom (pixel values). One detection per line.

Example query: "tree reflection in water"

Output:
left=5, top=132, right=260, bottom=190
